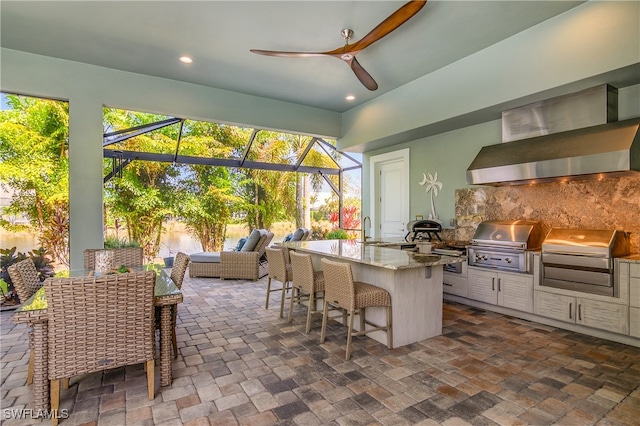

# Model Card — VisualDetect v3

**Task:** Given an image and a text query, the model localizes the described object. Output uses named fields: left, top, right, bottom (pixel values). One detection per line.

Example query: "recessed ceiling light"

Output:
left=179, top=56, right=193, bottom=64
left=346, top=95, right=355, bottom=101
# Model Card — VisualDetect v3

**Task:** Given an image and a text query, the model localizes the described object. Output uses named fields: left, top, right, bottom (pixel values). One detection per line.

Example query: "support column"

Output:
left=68, top=99, right=104, bottom=269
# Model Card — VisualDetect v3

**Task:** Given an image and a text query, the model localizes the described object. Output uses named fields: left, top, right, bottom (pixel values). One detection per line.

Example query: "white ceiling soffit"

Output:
left=0, top=1, right=586, bottom=113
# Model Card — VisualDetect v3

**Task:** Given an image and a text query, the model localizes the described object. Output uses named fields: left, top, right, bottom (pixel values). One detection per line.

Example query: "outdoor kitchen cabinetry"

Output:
left=628, top=262, right=640, bottom=338
left=535, top=291, right=628, bottom=334
left=443, top=261, right=468, bottom=297
left=468, top=267, right=534, bottom=312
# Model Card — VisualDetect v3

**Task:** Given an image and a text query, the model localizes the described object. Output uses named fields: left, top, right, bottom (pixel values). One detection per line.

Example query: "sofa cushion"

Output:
left=189, top=252, right=221, bottom=263
left=291, top=228, right=305, bottom=241
left=241, top=229, right=263, bottom=252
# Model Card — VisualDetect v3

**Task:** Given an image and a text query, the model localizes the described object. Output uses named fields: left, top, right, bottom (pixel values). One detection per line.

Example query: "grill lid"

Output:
left=471, top=220, right=543, bottom=250
left=542, top=228, right=630, bottom=257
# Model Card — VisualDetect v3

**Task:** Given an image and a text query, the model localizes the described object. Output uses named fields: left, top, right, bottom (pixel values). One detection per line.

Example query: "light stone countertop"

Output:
left=280, top=239, right=465, bottom=271
left=621, top=254, right=640, bottom=263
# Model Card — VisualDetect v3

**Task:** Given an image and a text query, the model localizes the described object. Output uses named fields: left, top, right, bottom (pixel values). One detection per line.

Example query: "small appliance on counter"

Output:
left=405, top=220, right=442, bottom=242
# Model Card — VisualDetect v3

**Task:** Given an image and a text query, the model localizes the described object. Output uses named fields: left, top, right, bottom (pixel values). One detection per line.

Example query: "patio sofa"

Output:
left=189, top=229, right=273, bottom=281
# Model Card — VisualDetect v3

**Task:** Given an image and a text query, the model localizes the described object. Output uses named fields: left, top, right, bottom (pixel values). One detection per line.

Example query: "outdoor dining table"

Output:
left=12, top=265, right=183, bottom=412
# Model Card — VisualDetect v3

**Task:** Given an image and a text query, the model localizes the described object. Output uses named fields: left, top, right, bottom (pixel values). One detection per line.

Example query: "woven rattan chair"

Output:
left=7, top=258, right=42, bottom=385
left=83, top=247, right=144, bottom=270
left=160, top=252, right=189, bottom=358
left=288, top=251, right=325, bottom=333
left=320, top=258, right=393, bottom=360
left=46, top=271, right=156, bottom=426
left=265, top=247, right=292, bottom=318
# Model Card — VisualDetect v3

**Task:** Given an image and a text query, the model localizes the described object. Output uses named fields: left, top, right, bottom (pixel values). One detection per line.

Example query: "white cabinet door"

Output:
left=630, top=262, right=640, bottom=309
left=630, top=307, right=640, bottom=338
left=468, top=268, right=497, bottom=304
left=443, top=273, right=468, bottom=297
left=576, top=298, right=629, bottom=335
left=498, top=272, right=534, bottom=313
left=536, top=291, right=575, bottom=322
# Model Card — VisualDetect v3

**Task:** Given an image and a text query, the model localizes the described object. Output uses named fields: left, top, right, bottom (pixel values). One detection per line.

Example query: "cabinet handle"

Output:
left=492, top=277, right=495, bottom=291
left=444, top=283, right=452, bottom=287
left=569, top=303, right=572, bottom=319
left=498, top=278, right=501, bottom=292
left=578, top=304, right=582, bottom=321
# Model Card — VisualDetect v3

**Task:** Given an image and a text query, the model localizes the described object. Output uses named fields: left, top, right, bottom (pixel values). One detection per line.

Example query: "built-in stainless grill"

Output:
left=468, top=220, right=543, bottom=273
left=541, top=228, right=630, bottom=297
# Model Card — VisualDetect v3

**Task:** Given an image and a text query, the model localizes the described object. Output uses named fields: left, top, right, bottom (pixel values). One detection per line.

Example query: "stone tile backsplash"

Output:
left=454, top=175, right=640, bottom=253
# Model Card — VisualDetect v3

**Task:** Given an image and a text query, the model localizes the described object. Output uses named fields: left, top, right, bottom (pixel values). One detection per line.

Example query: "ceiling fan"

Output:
left=250, top=0, right=427, bottom=91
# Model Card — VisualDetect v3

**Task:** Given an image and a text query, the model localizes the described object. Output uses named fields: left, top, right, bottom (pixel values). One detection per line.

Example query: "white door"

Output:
left=370, top=149, right=409, bottom=239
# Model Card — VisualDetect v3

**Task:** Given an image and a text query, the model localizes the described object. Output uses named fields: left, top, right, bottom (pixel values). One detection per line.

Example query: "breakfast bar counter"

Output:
left=281, top=239, right=465, bottom=347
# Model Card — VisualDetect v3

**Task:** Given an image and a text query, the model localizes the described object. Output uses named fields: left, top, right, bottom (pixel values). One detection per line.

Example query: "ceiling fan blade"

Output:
left=350, top=57, right=378, bottom=91
left=350, top=0, right=427, bottom=52
left=250, top=49, right=327, bottom=58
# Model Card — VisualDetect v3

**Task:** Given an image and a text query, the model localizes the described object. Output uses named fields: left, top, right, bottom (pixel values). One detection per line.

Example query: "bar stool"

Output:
left=265, top=247, right=292, bottom=318
left=320, top=258, right=393, bottom=360
left=288, top=251, right=325, bottom=333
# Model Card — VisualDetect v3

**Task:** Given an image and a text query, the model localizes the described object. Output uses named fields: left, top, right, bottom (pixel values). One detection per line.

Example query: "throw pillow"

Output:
left=241, top=229, right=262, bottom=252
left=235, top=237, right=247, bottom=251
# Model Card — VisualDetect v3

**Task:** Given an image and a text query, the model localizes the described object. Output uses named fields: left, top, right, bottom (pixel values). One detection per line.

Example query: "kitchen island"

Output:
left=280, top=239, right=465, bottom=347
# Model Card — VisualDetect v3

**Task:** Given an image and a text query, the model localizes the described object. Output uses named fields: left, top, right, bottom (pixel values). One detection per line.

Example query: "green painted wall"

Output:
left=363, top=84, right=640, bottom=230
left=341, top=0, right=640, bottom=152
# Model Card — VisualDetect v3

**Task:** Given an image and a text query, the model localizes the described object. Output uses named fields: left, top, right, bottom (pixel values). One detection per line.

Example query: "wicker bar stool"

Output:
left=288, top=251, right=325, bottom=333
left=158, top=252, right=190, bottom=358
left=265, top=247, right=292, bottom=318
left=7, top=258, right=42, bottom=385
left=320, top=258, right=393, bottom=360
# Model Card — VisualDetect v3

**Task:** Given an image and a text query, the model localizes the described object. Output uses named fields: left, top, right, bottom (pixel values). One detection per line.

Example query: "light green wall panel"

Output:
left=341, top=0, right=640, bottom=152
left=363, top=84, right=640, bottom=230
left=363, top=121, right=500, bottom=229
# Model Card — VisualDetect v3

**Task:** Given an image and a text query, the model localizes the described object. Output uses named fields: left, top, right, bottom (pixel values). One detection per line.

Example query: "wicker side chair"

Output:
left=161, top=252, right=190, bottom=358
left=83, top=247, right=144, bottom=270
left=320, top=258, right=393, bottom=360
left=7, top=258, right=42, bottom=385
left=288, top=251, right=325, bottom=333
left=265, top=247, right=292, bottom=318
left=46, top=271, right=156, bottom=426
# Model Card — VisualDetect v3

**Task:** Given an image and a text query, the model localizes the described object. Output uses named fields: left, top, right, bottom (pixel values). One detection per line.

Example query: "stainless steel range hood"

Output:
left=466, top=85, right=640, bottom=186
left=467, top=118, right=640, bottom=185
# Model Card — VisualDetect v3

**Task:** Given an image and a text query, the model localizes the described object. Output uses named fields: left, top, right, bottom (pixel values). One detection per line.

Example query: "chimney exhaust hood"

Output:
left=466, top=85, right=640, bottom=186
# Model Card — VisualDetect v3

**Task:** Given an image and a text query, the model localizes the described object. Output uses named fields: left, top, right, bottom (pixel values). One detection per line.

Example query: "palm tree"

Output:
left=419, top=172, right=443, bottom=221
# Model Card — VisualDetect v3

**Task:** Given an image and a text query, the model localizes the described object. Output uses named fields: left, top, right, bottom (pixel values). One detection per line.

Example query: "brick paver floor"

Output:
left=2, top=271, right=639, bottom=425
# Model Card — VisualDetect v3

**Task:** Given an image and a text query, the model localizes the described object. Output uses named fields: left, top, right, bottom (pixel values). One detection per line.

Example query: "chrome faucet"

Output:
left=362, top=216, right=371, bottom=241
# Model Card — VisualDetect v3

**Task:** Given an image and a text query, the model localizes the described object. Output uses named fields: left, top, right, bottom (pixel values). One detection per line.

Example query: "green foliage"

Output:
left=172, top=122, right=244, bottom=251
left=325, top=229, right=350, bottom=240
left=104, top=236, right=140, bottom=248
left=0, top=94, right=70, bottom=266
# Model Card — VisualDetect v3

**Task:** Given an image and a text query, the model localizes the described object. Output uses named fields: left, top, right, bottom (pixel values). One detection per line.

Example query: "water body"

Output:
left=1, top=226, right=290, bottom=260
